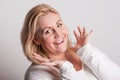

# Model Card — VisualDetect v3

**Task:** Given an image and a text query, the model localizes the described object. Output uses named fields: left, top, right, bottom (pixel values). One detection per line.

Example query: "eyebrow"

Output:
left=41, top=19, right=62, bottom=31
left=56, top=19, right=61, bottom=25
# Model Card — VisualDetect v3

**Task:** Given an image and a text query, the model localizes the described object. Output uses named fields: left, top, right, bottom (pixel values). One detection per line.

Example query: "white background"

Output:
left=0, top=0, right=120, bottom=80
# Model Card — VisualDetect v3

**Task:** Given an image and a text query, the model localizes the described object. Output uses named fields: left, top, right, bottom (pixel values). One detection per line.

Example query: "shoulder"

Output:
left=25, top=64, right=61, bottom=80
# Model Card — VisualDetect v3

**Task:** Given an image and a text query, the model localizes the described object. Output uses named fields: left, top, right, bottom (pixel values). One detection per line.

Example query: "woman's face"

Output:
left=36, top=13, right=68, bottom=55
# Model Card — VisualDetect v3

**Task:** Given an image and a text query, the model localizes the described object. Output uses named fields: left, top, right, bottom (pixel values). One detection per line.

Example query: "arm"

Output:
left=32, top=54, right=77, bottom=80
left=25, top=62, right=77, bottom=80
left=25, top=65, right=61, bottom=80
left=72, top=26, right=120, bottom=80
left=76, top=43, right=120, bottom=80
left=59, top=61, right=76, bottom=80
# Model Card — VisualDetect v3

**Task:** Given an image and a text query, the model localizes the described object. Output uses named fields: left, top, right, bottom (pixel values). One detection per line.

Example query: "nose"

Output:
left=54, top=29, right=61, bottom=39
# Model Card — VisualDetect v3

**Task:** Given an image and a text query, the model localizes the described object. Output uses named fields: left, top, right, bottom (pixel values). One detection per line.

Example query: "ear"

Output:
left=33, top=37, right=41, bottom=45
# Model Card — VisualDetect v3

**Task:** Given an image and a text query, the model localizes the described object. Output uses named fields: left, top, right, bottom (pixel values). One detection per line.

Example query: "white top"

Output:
left=25, top=44, right=120, bottom=80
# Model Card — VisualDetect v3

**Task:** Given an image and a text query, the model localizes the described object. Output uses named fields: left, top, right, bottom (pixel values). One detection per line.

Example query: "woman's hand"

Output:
left=32, top=53, right=64, bottom=68
left=70, top=26, right=93, bottom=52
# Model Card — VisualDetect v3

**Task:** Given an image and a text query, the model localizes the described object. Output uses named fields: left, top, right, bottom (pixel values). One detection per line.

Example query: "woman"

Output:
left=21, top=4, right=120, bottom=80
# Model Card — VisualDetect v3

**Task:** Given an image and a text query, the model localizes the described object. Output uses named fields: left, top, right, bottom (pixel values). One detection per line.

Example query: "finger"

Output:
left=78, top=26, right=83, bottom=36
left=74, top=30, right=80, bottom=41
left=32, top=53, right=42, bottom=60
left=32, top=53, right=43, bottom=58
left=32, top=53, right=50, bottom=62
left=41, top=62, right=56, bottom=66
left=88, top=29, right=93, bottom=37
left=83, top=27, right=86, bottom=35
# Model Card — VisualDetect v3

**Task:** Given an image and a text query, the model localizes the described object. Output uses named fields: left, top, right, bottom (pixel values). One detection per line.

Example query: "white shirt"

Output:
left=25, top=44, right=120, bottom=80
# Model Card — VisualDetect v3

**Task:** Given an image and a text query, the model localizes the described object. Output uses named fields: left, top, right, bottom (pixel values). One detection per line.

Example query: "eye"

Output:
left=43, top=28, right=53, bottom=35
left=57, top=23, right=62, bottom=28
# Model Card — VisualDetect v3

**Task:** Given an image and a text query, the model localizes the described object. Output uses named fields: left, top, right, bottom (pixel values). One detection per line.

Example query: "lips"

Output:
left=55, top=39, right=64, bottom=45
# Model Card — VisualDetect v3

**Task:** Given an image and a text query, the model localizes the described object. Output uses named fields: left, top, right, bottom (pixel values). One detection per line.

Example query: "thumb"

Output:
left=88, top=29, right=93, bottom=38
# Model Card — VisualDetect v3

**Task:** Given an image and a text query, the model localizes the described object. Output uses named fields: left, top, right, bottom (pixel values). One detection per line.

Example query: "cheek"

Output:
left=46, top=38, right=53, bottom=44
left=63, top=27, right=68, bottom=36
left=41, top=35, right=54, bottom=45
left=63, top=30, right=68, bottom=38
left=40, top=37, right=54, bottom=51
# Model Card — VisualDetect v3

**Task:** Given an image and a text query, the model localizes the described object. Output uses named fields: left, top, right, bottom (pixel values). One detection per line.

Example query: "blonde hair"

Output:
left=20, top=4, right=72, bottom=64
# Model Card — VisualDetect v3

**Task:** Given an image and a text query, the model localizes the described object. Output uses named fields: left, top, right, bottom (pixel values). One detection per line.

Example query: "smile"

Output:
left=55, top=39, right=64, bottom=45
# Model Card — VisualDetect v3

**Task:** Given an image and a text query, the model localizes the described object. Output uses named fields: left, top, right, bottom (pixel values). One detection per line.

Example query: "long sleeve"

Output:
left=59, top=61, right=76, bottom=80
left=25, top=65, right=61, bottom=80
left=76, top=44, right=120, bottom=80
left=25, top=62, right=77, bottom=80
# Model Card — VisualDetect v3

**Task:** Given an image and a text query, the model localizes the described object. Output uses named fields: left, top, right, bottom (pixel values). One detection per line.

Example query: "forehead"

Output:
left=37, top=13, right=60, bottom=29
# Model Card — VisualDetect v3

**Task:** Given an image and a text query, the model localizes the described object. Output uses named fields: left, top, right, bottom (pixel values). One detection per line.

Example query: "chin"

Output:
left=57, top=47, right=67, bottom=53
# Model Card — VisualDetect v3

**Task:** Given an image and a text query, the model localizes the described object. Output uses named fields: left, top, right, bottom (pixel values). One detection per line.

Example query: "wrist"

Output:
left=54, top=60, right=64, bottom=68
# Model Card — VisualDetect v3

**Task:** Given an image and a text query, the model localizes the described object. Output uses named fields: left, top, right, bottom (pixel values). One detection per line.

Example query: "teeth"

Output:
left=57, top=39, right=63, bottom=44
left=57, top=40, right=62, bottom=43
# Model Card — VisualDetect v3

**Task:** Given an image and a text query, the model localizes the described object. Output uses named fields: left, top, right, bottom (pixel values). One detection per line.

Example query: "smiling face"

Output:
left=35, top=13, right=68, bottom=56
